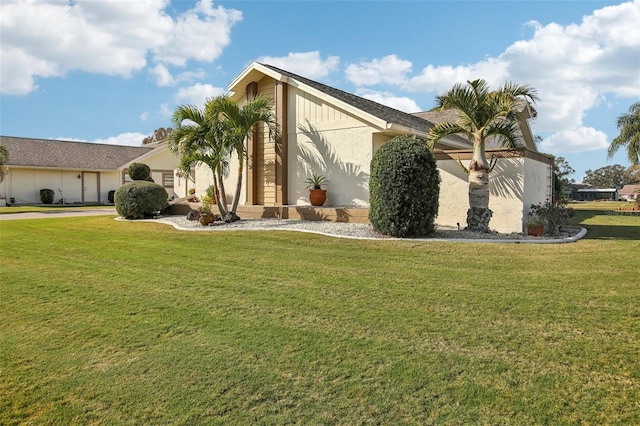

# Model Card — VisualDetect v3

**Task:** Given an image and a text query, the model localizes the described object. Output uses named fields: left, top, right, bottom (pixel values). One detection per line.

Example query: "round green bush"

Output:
left=115, top=181, right=168, bottom=219
left=369, top=136, right=440, bottom=237
left=128, top=162, right=151, bottom=181
left=39, top=188, right=55, bottom=204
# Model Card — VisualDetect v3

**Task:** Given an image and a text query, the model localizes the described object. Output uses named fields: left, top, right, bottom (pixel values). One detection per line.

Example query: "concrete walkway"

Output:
left=0, top=208, right=117, bottom=220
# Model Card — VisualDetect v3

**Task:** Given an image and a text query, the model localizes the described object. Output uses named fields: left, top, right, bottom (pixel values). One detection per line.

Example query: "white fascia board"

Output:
left=117, top=145, right=169, bottom=171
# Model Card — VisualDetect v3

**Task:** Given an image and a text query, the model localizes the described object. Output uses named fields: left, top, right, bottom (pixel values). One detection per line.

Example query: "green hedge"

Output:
left=369, top=136, right=440, bottom=237
left=128, top=163, right=151, bottom=181
left=39, top=189, right=54, bottom=204
left=115, top=181, right=168, bottom=219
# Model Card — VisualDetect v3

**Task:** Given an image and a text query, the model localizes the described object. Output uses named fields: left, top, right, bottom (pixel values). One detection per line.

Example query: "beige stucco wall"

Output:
left=436, top=157, right=526, bottom=233
left=288, top=86, right=378, bottom=207
left=3, top=147, right=179, bottom=204
left=436, top=153, right=552, bottom=233
left=522, top=155, right=554, bottom=224
left=4, top=168, right=121, bottom=204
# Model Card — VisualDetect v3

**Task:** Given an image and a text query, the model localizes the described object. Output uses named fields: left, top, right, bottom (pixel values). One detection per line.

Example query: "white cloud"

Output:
left=356, top=89, right=421, bottom=113
left=93, top=132, right=149, bottom=147
left=153, top=0, right=242, bottom=67
left=539, top=127, right=609, bottom=154
left=346, top=55, right=412, bottom=86
left=0, top=0, right=242, bottom=95
left=344, top=0, right=639, bottom=154
left=139, top=112, right=149, bottom=122
left=150, top=64, right=175, bottom=87
left=57, top=132, right=148, bottom=146
left=256, top=51, right=340, bottom=80
left=175, top=83, right=225, bottom=107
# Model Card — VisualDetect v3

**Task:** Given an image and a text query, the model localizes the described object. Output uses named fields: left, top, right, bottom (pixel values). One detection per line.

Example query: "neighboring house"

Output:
left=619, top=184, right=640, bottom=201
left=575, top=188, right=618, bottom=201
left=181, top=62, right=552, bottom=233
left=0, top=136, right=178, bottom=205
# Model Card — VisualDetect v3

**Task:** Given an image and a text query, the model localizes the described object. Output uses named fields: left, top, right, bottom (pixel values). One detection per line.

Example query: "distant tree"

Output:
left=0, top=143, right=7, bottom=182
left=623, top=164, right=640, bottom=184
left=552, top=156, right=576, bottom=186
left=608, top=102, right=640, bottom=165
left=143, top=127, right=172, bottom=145
left=583, top=164, right=626, bottom=189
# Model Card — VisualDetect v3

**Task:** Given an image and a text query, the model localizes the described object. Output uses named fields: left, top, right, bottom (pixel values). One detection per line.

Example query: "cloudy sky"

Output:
left=1, top=0, right=638, bottom=181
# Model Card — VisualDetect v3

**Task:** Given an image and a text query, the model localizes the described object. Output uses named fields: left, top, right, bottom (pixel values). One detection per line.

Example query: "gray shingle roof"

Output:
left=259, top=63, right=436, bottom=134
left=0, top=136, right=155, bottom=170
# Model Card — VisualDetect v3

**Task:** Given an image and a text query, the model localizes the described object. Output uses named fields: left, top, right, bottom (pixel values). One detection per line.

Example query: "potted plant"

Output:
left=305, top=174, right=328, bottom=206
left=199, top=194, right=215, bottom=225
left=526, top=221, right=544, bottom=236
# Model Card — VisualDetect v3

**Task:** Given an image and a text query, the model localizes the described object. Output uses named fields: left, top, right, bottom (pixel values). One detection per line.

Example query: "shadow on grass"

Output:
left=569, top=209, right=640, bottom=240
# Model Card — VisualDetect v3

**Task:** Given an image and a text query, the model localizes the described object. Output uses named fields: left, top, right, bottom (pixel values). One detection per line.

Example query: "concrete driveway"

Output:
left=0, top=208, right=117, bottom=221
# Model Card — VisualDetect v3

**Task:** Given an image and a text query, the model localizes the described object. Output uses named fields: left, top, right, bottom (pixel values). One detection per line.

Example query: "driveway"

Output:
left=0, top=208, right=117, bottom=221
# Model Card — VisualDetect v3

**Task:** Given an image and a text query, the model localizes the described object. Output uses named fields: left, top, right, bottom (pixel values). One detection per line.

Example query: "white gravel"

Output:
left=143, top=215, right=586, bottom=244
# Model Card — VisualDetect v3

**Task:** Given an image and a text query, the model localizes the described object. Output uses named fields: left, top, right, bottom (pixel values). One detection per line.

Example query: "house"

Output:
left=0, top=136, right=178, bottom=205
left=619, top=184, right=640, bottom=201
left=179, top=62, right=553, bottom=233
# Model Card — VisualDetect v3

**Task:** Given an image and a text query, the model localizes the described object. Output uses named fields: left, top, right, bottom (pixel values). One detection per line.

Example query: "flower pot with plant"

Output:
left=305, top=174, right=328, bottom=206
left=199, top=194, right=215, bottom=225
left=526, top=221, right=544, bottom=236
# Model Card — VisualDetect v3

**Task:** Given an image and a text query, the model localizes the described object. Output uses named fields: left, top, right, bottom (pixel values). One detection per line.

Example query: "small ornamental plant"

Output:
left=305, top=174, right=327, bottom=190
left=529, top=200, right=570, bottom=236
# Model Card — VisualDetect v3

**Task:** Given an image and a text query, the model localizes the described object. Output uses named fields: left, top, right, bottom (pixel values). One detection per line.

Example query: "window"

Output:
left=162, top=172, right=174, bottom=188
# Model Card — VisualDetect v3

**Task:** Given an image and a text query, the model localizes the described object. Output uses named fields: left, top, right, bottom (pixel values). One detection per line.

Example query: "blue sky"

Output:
left=1, top=0, right=639, bottom=182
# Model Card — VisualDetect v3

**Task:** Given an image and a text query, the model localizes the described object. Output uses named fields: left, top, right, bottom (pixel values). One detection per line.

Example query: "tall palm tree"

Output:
left=168, top=100, right=231, bottom=218
left=213, top=95, right=278, bottom=218
left=0, top=143, right=8, bottom=183
left=608, top=102, right=640, bottom=165
left=426, top=79, right=539, bottom=232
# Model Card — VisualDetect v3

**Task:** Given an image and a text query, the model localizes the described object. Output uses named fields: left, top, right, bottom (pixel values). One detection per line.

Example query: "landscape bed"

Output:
left=1, top=204, right=638, bottom=424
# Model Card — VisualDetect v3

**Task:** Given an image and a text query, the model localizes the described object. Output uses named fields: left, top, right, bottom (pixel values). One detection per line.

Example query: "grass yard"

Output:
left=1, top=208, right=639, bottom=424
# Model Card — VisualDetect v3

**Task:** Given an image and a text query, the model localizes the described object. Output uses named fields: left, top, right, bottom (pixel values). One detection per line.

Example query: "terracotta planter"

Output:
left=309, top=189, right=327, bottom=206
left=527, top=223, right=544, bottom=236
left=199, top=213, right=215, bottom=226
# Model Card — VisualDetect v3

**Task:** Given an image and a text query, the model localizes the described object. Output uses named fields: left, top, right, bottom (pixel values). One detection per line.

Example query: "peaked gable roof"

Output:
left=0, top=136, right=157, bottom=170
left=260, top=63, right=436, bottom=134
left=228, top=62, right=470, bottom=149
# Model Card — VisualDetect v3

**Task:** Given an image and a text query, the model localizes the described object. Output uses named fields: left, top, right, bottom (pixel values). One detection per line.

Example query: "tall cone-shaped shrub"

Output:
left=369, top=136, right=440, bottom=237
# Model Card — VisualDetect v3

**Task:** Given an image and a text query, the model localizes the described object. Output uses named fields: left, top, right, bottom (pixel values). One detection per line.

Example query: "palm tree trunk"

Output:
left=230, top=152, right=243, bottom=215
left=467, top=141, right=492, bottom=231
left=214, top=168, right=228, bottom=217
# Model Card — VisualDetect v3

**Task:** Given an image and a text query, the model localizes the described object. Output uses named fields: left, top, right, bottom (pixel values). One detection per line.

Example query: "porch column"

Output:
left=246, top=82, right=258, bottom=205
left=275, top=80, right=288, bottom=205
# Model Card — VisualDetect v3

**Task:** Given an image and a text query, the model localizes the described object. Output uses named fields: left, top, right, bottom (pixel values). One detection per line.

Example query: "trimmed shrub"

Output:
left=39, top=188, right=55, bottom=204
left=107, top=190, right=116, bottom=204
left=115, top=181, right=168, bottom=219
left=128, top=163, right=151, bottom=181
left=369, top=136, right=440, bottom=237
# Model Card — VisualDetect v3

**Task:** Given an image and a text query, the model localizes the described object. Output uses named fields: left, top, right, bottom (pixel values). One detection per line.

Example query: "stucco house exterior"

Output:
left=0, top=136, right=178, bottom=205
left=180, top=62, right=553, bottom=233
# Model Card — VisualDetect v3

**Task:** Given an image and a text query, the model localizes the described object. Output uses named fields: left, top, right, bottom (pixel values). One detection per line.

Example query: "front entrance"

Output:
left=82, top=172, right=99, bottom=203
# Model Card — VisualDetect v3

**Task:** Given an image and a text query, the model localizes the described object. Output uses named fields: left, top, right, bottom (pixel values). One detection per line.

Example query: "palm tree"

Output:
left=213, top=95, right=278, bottom=218
left=426, top=79, right=539, bottom=232
left=169, top=100, right=231, bottom=218
left=608, top=102, right=640, bottom=165
left=0, top=143, right=8, bottom=183
left=169, top=95, right=278, bottom=221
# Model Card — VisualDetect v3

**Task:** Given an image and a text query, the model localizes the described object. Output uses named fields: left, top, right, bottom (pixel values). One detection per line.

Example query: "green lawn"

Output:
left=1, top=209, right=639, bottom=424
